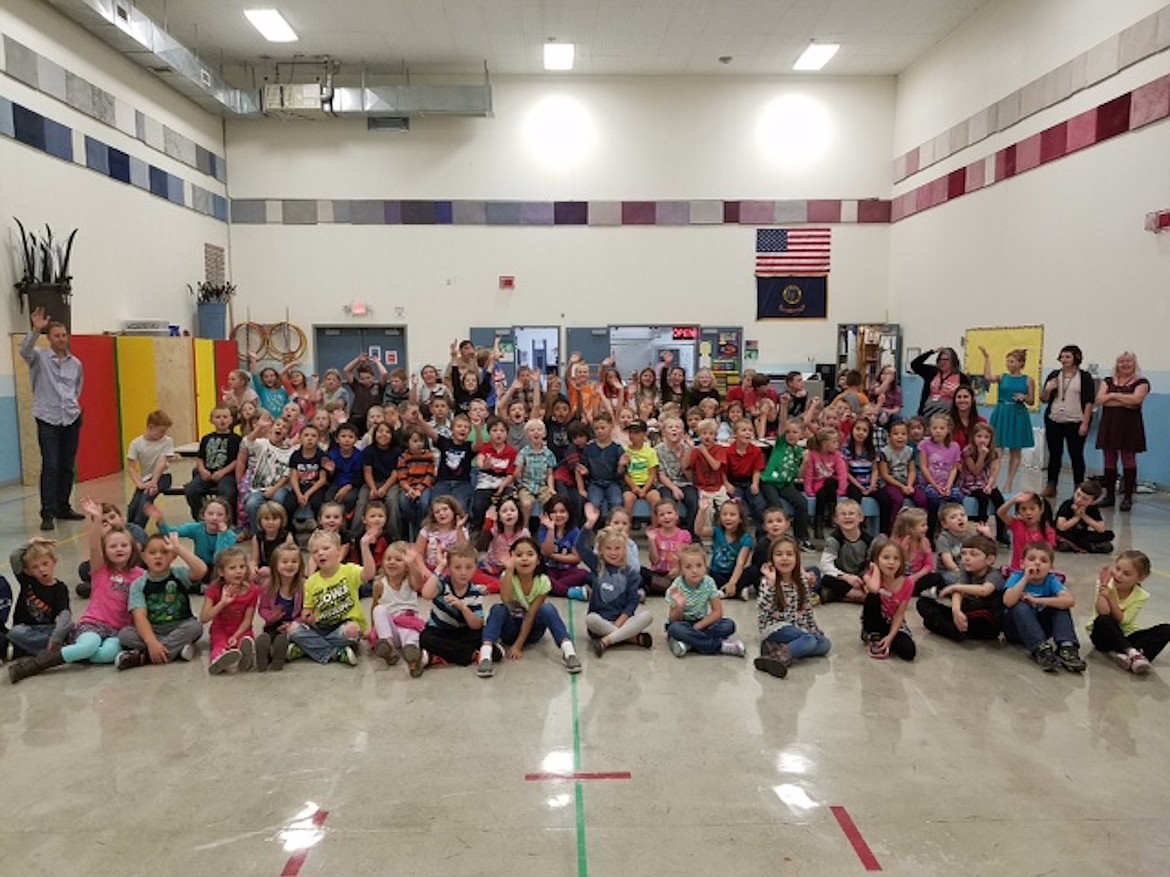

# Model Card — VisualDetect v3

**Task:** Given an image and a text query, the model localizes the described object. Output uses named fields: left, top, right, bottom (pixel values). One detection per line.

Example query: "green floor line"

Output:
left=567, top=602, right=589, bottom=877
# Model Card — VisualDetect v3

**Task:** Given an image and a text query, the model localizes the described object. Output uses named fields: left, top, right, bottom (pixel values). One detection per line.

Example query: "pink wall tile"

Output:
left=1130, top=75, right=1170, bottom=128
left=1015, top=132, right=1042, bottom=172
left=965, top=159, right=986, bottom=191
left=1066, top=108, right=1099, bottom=152
left=739, top=201, right=776, bottom=223
left=1040, top=122, right=1068, bottom=163
left=807, top=200, right=842, bottom=222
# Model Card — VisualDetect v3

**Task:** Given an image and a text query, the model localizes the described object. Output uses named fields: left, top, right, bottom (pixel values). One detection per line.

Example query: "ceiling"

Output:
left=131, top=0, right=993, bottom=78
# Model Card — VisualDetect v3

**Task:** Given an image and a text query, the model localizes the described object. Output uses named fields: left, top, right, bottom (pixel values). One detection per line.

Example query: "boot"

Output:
left=1099, top=468, right=1117, bottom=508
left=8, top=649, right=65, bottom=684
left=1120, top=469, right=1137, bottom=512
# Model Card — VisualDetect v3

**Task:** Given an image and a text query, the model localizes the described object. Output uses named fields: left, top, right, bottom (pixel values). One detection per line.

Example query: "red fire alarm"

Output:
left=499, top=275, right=516, bottom=290
left=1145, top=210, right=1170, bottom=233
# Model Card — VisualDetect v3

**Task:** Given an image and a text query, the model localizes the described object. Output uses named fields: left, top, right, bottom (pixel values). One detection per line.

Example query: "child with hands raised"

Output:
left=288, top=527, right=377, bottom=666
left=754, top=535, right=830, bottom=678
left=860, top=537, right=916, bottom=661
left=199, top=547, right=260, bottom=674
left=1089, top=550, right=1168, bottom=674
left=664, top=544, right=746, bottom=658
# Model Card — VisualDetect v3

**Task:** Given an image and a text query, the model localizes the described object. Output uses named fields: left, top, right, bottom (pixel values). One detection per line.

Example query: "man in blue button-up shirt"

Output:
left=20, top=307, right=85, bottom=531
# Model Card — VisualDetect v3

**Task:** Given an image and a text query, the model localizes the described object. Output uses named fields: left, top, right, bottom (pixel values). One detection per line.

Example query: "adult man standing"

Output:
left=20, top=307, right=84, bottom=530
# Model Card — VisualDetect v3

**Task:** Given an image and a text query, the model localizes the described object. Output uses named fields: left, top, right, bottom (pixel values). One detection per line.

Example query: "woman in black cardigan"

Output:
left=910, top=347, right=971, bottom=418
left=1040, top=344, right=1095, bottom=497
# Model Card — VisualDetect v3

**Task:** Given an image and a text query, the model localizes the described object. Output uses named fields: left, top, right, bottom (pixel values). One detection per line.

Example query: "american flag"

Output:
left=755, top=228, right=831, bottom=276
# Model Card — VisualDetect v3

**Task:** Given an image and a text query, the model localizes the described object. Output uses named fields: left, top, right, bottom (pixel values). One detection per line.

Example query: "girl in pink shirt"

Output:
left=892, top=508, right=944, bottom=596
left=803, top=427, right=848, bottom=538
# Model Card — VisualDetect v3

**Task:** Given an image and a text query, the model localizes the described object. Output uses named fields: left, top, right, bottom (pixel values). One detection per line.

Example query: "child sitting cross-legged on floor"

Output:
left=1002, top=541, right=1085, bottom=673
left=754, top=535, right=831, bottom=679
left=578, top=525, right=654, bottom=656
left=663, top=544, right=746, bottom=659
left=115, top=533, right=207, bottom=670
left=1088, top=549, right=1170, bottom=675
left=287, top=527, right=377, bottom=667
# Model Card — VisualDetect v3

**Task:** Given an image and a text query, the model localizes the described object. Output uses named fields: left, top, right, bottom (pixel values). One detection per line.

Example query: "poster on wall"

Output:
left=756, top=276, right=828, bottom=320
left=963, top=325, right=1044, bottom=410
left=368, top=345, right=382, bottom=362
left=384, top=350, right=398, bottom=366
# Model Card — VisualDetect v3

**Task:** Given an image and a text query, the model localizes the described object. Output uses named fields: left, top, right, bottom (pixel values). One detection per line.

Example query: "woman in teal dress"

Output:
left=980, top=346, right=1035, bottom=493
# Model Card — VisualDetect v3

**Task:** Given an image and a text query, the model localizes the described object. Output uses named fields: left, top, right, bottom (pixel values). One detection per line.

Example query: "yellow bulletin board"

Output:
left=963, top=325, right=1044, bottom=411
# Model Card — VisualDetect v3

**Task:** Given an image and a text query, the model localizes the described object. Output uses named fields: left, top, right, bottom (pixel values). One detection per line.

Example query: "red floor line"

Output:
left=830, top=805, right=882, bottom=872
left=524, top=771, right=632, bottom=782
left=280, top=810, right=331, bottom=877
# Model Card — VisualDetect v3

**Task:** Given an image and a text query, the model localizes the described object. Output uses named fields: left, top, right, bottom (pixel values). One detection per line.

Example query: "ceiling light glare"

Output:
left=544, top=42, right=575, bottom=71
left=244, top=9, right=298, bottom=43
left=793, top=43, right=839, bottom=71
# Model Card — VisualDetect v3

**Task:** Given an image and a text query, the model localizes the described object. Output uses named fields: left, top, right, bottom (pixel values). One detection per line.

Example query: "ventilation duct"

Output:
left=45, top=0, right=262, bottom=116
left=45, top=0, right=494, bottom=121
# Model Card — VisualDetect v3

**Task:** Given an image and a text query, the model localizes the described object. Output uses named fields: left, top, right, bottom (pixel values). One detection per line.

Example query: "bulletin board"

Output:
left=963, top=325, right=1044, bottom=411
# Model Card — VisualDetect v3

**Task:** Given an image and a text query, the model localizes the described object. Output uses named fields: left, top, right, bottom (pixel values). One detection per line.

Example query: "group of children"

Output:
left=1, top=345, right=1163, bottom=684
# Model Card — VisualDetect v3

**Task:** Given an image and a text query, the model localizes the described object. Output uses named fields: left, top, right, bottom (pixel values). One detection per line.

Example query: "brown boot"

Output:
left=1099, top=468, right=1117, bottom=508
left=7, top=649, right=65, bottom=684
left=1120, top=469, right=1137, bottom=511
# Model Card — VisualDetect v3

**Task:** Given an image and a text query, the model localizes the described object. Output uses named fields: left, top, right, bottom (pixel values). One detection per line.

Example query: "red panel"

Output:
left=214, top=339, right=238, bottom=392
left=1067, top=108, right=1098, bottom=152
left=1039, top=123, right=1068, bottom=164
left=1096, top=93, right=1133, bottom=141
left=620, top=201, right=656, bottom=224
left=947, top=169, right=967, bottom=200
left=1129, top=75, right=1170, bottom=129
left=69, top=335, right=122, bottom=481
left=807, top=199, right=842, bottom=222
left=995, top=145, right=1017, bottom=181
left=857, top=200, right=892, bottom=223
left=722, top=201, right=740, bottom=223
left=1015, top=133, right=1042, bottom=173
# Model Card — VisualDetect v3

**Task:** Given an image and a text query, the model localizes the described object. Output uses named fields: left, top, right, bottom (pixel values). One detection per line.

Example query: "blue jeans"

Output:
left=729, top=483, right=767, bottom=526
left=587, top=482, right=623, bottom=517
left=290, top=622, right=359, bottom=664
left=128, top=474, right=173, bottom=528
left=8, top=623, right=54, bottom=657
left=185, top=472, right=238, bottom=522
left=399, top=489, right=433, bottom=541
left=764, top=625, right=832, bottom=660
left=483, top=602, right=571, bottom=648
left=35, top=415, right=81, bottom=519
left=245, top=486, right=292, bottom=533
left=666, top=617, right=736, bottom=654
left=433, top=479, right=473, bottom=515
left=1002, top=602, right=1078, bottom=652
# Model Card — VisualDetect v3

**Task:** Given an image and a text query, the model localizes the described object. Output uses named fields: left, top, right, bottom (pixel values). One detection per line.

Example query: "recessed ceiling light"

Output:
left=793, top=43, right=839, bottom=71
left=544, top=42, right=575, bottom=71
left=244, top=9, right=298, bottom=43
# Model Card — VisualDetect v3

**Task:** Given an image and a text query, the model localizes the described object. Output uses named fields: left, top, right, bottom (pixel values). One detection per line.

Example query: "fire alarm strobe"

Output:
left=499, top=276, right=516, bottom=290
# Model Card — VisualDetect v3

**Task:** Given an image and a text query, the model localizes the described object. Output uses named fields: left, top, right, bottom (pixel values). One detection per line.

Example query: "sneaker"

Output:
left=753, top=655, right=789, bottom=678
left=720, top=639, right=746, bottom=657
left=1089, top=542, right=1114, bottom=554
left=563, top=652, right=582, bottom=674
left=337, top=646, right=358, bottom=666
left=270, top=634, right=289, bottom=671
left=39, top=516, right=54, bottom=532
left=1109, top=651, right=1133, bottom=671
left=75, top=582, right=92, bottom=599
left=254, top=633, right=271, bottom=672
left=668, top=637, right=688, bottom=658
left=739, top=586, right=755, bottom=602
left=286, top=642, right=305, bottom=662
left=634, top=632, right=653, bottom=649
left=115, top=649, right=147, bottom=671
left=477, top=657, right=494, bottom=677
left=235, top=638, right=254, bottom=671
left=374, top=639, right=400, bottom=666
left=1056, top=643, right=1086, bottom=673
left=178, top=643, right=197, bottom=662
left=1130, top=653, right=1152, bottom=675
left=403, top=643, right=424, bottom=678
left=868, top=639, right=888, bottom=660
left=1031, top=642, right=1059, bottom=672
left=566, top=586, right=591, bottom=602
left=209, top=649, right=241, bottom=675
left=799, top=539, right=817, bottom=554
left=592, top=637, right=606, bottom=658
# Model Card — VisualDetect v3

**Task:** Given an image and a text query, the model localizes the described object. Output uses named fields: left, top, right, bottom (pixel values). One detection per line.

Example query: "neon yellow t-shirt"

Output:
left=624, top=444, right=659, bottom=487
left=304, top=563, right=368, bottom=633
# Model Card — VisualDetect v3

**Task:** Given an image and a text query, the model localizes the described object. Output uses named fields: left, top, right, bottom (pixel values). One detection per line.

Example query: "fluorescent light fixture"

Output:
left=244, top=9, right=298, bottom=43
left=793, top=43, right=839, bottom=71
left=544, top=42, right=575, bottom=71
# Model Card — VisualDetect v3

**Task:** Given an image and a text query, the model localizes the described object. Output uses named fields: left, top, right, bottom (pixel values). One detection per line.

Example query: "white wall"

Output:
left=226, top=75, right=895, bottom=370
left=0, top=0, right=228, bottom=340
left=893, top=0, right=1169, bottom=152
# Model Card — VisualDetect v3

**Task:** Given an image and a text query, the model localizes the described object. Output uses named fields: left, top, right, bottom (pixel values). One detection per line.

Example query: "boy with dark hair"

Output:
left=1055, top=480, right=1115, bottom=554
left=916, top=534, right=1004, bottom=642
left=343, top=352, right=389, bottom=434
left=184, top=406, right=241, bottom=523
left=324, top=422, right=363, bottom=519
left=1002, top=541, right=1085, bottom=672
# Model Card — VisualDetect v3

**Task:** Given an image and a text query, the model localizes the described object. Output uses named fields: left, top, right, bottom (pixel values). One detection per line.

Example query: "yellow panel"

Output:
left=194, top=339, right=219, bottom=434
left=154, top=338, right=196, bottom=444
left=116, top=336, right=159, bottom=448
left=964, top=325, right=1045, bottom=411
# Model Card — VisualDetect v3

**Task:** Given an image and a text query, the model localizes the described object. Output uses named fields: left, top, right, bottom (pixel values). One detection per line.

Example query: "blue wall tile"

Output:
left=0, top=395, right=21, bottom=484
left=12, top=104, right=45, bottom=150
left=84, top=135, right=108, bottom=174
left=107, top=147, right=130, bottom=182
left=149, top=165, right=168, bottom=197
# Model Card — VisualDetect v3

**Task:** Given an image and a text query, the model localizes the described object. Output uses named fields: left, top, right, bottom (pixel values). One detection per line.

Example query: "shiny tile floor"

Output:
left=3, top=468, right=1170, bottom=876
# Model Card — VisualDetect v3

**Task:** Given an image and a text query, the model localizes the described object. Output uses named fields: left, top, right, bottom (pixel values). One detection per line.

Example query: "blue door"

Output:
left=566, top=326, right=611, bottom=372
left=314, top=326, right=408, bottom=379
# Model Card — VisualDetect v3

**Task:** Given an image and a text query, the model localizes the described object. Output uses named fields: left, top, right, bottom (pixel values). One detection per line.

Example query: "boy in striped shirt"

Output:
left=414, top=543, right=488, bottom=673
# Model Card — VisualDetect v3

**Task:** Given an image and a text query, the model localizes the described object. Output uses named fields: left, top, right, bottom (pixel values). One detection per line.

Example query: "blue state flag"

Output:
left=756, top=276, right=828, bottom=320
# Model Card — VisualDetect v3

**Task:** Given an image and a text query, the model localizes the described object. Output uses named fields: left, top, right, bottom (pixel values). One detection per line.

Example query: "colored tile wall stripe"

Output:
left=893, top=6, right=1170, bottom=182
left=892, top=70, right=1170, bottom=223
left=2, top=33, right=227, bottom=183
left=0, top=93, right=228, bottom=222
